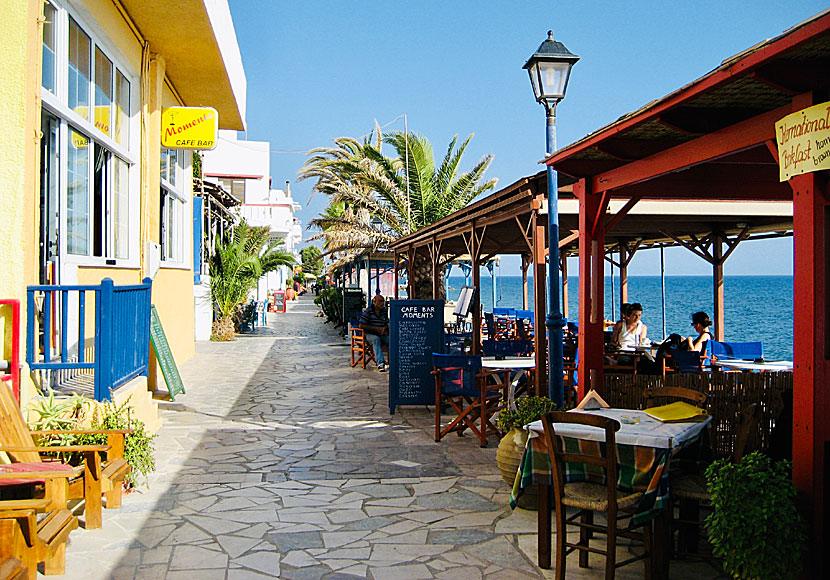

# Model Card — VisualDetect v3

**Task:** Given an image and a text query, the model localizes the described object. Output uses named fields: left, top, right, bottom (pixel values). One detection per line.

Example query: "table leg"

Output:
left=537, top=482, right=551, bottom=568
left=652, top=509, right=670, bottom=580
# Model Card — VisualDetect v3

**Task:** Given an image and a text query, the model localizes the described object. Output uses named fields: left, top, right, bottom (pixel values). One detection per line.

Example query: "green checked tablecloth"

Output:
left=509, top=408, right=711, bottom=525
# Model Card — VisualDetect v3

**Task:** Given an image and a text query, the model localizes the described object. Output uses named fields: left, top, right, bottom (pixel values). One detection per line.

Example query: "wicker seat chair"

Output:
left=540, top=411, right=654, bottom=580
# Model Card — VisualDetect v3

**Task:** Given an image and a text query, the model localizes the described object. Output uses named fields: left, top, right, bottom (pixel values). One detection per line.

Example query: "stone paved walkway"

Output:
left=58, top=295, right=724, bottom=579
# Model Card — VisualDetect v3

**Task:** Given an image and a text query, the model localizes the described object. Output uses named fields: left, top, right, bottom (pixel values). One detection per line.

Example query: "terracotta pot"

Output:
left=496, top=427, right=538, bottom=509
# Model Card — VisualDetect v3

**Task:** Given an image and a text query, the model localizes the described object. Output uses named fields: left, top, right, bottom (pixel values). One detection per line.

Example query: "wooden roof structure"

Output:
left=543, top=10, right=829, bottom=565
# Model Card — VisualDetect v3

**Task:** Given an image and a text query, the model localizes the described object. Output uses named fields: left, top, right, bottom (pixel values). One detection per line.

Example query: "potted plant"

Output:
left=705, top=451, right=806, bottom=580
left=496, top=396, right=557, bottom=507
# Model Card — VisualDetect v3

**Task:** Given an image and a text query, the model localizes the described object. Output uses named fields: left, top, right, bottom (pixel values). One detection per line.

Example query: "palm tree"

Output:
left=299, top=130, right=496, bottom=298
left=209, top=220, right=296, bottom=340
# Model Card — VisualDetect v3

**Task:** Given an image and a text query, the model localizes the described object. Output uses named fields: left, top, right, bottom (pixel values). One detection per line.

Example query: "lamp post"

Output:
left=524, top=31, right=579, bottom=407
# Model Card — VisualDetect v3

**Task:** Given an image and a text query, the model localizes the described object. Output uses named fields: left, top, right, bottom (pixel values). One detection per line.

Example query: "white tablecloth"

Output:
left=482, top=357, right=536, bottom=369
left=525, top=408, right=711, bottom=449
left=714, top=359, right=793, bottom=371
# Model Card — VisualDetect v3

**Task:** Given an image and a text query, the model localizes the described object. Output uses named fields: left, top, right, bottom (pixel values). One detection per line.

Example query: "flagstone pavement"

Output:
left=58, top=295, right=725, bottom=579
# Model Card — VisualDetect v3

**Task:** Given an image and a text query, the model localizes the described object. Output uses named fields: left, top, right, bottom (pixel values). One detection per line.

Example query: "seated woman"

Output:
left=610, top=303, right=648, bottom=350
left=686, top=311, right=713, bottom=352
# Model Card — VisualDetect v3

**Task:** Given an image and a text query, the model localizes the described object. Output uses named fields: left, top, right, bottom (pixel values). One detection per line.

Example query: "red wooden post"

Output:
left=792, top=166, right=829, bottom=564
left=576, top=179, right=605, bottom=397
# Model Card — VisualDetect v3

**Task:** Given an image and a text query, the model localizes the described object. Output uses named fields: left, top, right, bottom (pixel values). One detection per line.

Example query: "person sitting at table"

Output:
left=685, top=311, right=713, bottom=352
left=610, top=303, right=648, bottom=350
left=360, top=294, right=390, bottom=372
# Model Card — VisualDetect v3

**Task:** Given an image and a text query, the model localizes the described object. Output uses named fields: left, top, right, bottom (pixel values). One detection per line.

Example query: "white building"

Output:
left=196, top=130, right=302, bottom=339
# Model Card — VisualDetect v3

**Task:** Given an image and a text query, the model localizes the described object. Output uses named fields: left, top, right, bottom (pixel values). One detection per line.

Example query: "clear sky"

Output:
left=227, top=0, right=827, bottom=276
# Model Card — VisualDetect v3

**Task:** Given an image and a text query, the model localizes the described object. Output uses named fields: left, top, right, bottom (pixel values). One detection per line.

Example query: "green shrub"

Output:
left=497, top=396, right=557, bottom=433
left=705, top=452, right=806, bottom=580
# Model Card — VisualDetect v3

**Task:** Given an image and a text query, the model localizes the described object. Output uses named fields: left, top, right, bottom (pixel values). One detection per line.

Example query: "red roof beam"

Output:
left=546, top=12, right=830, bottom=164
left=584, top=103, right=791, bottom=194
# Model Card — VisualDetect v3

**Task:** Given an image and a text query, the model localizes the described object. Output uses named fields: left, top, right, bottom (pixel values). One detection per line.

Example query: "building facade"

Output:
left=0, top=0, right=246, bottom=404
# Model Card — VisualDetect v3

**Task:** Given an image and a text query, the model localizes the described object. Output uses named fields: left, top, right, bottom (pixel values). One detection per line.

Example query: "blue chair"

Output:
left=493, top=307, right=517, bottom=318
left=482, top=339, right=534, bottom=358
left=431, top=353, right=507, bottom=447
left=664, top=348, right=704, bottom=374
left=708, top=340, right=763, bottom=361
left=516, top=310, right=534, bottom=322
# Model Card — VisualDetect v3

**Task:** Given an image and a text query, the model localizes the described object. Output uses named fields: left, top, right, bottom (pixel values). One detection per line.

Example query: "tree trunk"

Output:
left=211, top=315, right=236, bottom=341
left=409, top=253, right=446, bottom=300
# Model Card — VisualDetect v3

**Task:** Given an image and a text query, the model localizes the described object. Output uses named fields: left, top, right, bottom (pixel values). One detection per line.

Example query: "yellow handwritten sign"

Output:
left=161, top=107, right=218, bottom=150
left=776, top=101, right=830, bottom=181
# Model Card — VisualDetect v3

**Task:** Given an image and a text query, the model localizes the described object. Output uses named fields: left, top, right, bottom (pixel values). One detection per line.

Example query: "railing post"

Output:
left=95, top=278, right=114, bottom=401
left=141, top=278, right=152, bottom=377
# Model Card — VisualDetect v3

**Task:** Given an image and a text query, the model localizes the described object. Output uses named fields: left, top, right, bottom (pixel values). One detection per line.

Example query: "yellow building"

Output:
left=0, top=0, right=246, bottom=413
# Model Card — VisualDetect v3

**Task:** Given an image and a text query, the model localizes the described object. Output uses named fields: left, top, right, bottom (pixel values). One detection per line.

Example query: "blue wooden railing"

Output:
left=26, top=278, right=152, bottom=401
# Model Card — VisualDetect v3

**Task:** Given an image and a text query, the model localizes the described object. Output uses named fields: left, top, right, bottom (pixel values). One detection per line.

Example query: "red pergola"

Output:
left=547, top=11, right=830, bottom=562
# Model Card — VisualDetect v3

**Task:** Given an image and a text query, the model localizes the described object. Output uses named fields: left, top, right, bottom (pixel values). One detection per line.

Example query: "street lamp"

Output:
left=524, top=30, right=579, bottom=407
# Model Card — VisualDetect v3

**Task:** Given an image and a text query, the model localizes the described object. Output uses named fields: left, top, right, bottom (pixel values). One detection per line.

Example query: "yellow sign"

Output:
left=161, top=107, right=218, bottom=150
left=776, top=101, right=830, bottom=181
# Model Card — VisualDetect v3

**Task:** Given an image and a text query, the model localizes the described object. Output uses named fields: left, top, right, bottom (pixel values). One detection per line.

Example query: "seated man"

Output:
left=360, top=294, right=390, bottom=372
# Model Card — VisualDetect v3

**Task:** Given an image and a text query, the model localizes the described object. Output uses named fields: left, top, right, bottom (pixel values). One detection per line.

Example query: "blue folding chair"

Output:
left=708, top=340, right=763, bottom=361
left=482, top=339, right=534, bottom=358
left=431, top=353, right=507, bottom=447
left=516, top=310, right=534, bottom=322
left=493, top=307, right=517, bottom=318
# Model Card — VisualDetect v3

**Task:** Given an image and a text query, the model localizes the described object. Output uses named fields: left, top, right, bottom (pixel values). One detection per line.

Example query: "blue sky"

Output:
left=228, top=0, right=826, bottom=276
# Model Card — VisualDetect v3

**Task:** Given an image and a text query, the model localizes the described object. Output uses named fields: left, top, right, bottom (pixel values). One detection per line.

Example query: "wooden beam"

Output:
left=590, top=104, right=791, bottom=194
left=713, top=232, right=725, bottom=341
left=604, top=195, right=644, bottom=233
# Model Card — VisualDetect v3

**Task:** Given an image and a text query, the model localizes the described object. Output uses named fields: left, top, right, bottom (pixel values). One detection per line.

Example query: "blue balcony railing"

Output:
left=26, top=278, right=152, bottom=401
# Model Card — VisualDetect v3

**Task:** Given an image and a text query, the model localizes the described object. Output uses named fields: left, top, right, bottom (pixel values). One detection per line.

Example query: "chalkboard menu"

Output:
left=389, top=299, right=444, bottom=414
left=150, top=305, right=185, bottom=401
left=343, top=289, right=366, bottom=325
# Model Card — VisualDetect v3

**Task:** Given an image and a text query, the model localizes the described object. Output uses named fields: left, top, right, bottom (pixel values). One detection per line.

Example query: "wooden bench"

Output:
left=0, top=384, right=131, bottom=529
left=0, top=557, right=29, bottom=580
left=0, top=470, right=78, bottom=578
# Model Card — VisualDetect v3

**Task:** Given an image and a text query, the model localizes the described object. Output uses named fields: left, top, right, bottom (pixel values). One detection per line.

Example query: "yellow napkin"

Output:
left=644, top=401, right=708, bottom=423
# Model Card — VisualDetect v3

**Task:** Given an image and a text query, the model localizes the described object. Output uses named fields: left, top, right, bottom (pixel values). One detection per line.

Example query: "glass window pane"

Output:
left=113, top=157, right=129, bottom=259
left=160, top=148, right=169, bottom=182
left=168, top=149, right=178, bottom=187
left=167, top=196, right=175, bottom=260
left=92, top=143, right=109, bottom=257
left=67, top=128, right=90, bottom=255
left=114, top=70, right=130, bottom=145
left=68, top=18, right=91, bottom=120
left=94, top=48, right=113, bottom=136
left=42, top=2, right=56, bottom=92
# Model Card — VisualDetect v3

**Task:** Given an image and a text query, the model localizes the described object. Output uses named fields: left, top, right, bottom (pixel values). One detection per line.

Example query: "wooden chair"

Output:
left=643, top=386, right=707, bottom=409
left=0, top=557, right=28, bottom=580
left=540, top=411, right=654, bottom=580
left=431, top=354, right=509, bottom=447
left=0, top=384, right=131, bottom=530
left=0, top=469, right=78, bottom=578
left=670, top=403, right=760, bottom=554
left=349, top=321, right=376, bottom=368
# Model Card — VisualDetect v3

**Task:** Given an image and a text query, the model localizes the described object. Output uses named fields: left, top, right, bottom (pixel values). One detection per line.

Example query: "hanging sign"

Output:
left=161, top=106, right=219, bottom=150
left=776, top=101, right=830, bottom=181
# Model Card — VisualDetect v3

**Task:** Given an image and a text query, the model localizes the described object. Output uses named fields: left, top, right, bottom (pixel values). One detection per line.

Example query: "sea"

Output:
left=445, top=275, right=793, bottom=361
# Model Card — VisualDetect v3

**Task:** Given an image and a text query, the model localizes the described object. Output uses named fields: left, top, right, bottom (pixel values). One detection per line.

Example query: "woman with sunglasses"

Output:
left=686, top=311, right=713, bottom=352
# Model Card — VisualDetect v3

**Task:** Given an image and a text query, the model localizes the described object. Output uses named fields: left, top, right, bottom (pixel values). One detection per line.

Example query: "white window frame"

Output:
left=159, top=149, right=192, bottom=269
left=42, top=0, right=140, bottom=269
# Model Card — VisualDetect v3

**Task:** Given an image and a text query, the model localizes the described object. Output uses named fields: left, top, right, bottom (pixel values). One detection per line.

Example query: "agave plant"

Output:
left=300, top=129, right=497, bottom=298
left=209, top=220, right=296, bottom=340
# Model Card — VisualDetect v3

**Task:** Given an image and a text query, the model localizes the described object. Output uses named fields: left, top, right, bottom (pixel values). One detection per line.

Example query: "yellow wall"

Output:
left=0, top=0, right=42, bottom=402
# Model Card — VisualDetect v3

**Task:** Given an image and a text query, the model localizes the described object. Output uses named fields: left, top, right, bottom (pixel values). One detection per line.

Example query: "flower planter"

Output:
left=496, top=427, right=537, bottom=509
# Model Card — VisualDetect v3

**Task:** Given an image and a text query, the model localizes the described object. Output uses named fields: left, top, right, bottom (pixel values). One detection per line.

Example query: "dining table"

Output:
left=510, top=407, right=712, bottom=577
left=713, top=359, right=793, bottom=372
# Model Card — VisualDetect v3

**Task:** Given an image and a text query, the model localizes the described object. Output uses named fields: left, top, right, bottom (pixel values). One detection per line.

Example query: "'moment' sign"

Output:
left=776, top=101, right=830, bottom=181
left=161, top=107, right=218, bottom=150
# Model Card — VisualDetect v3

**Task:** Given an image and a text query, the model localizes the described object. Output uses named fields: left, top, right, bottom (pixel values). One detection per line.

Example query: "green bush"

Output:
left=705, top=452, right=806, bottom=580
left=497, top=396, right=557, bottom=433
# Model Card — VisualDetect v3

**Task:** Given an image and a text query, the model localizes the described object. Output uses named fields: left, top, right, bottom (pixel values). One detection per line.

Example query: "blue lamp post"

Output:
left=524, top=31, right=579, bottom=407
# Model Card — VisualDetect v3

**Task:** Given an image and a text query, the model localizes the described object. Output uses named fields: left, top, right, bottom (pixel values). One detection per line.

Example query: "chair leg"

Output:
left=605, top=516, right=617, bottom=580
left=554, top=503, right=567, bottom=580
left=579, top=511, right=591, bottom=568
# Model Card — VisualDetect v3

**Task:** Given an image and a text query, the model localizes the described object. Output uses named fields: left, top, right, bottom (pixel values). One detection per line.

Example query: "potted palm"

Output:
left=496, top=396, right=557, bottom=507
